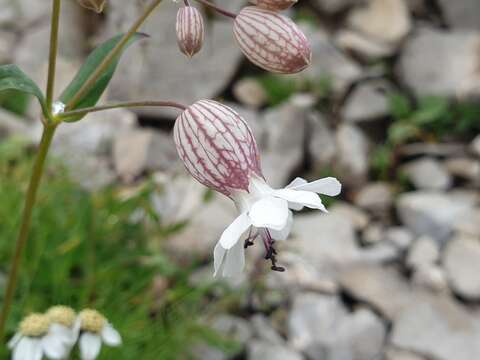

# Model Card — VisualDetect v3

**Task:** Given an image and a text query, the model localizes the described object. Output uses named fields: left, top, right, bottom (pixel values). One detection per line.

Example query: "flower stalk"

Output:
left=192, top=0, right=237, bottom=18
left=46, top=0, right=61, bottom=112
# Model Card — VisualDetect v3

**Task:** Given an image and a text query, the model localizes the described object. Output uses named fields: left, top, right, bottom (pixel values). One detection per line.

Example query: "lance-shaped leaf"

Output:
left=60, top=32, right=147, bottom=122
left=0, top=64, right=50, bottom=120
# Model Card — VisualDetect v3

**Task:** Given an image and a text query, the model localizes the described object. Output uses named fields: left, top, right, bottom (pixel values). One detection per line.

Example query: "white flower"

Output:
left=46, top=306, right=78, bottom=355
left=76, top=309, right=122, bottom=360
left=8, top=313, right=69, bottom=360
left=214, top=175, right=341, bottom=277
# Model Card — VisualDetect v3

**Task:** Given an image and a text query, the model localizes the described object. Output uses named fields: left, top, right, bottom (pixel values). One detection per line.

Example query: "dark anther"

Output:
left=244, top=240, right=254, bottom=249
left=271, top=265, right=286, bottom=272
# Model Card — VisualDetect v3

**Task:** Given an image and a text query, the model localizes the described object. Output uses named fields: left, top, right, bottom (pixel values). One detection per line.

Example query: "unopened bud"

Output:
left=176, top=6, right=205, bottom=58
left=234, top=6, right=311, bottom=74
left=77, top=0, right=106, bottom=13
left=249, top=0, right=298, bottom=11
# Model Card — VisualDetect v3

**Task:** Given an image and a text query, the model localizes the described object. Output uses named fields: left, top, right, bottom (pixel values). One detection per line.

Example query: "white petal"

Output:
left=273, top=189, right=327, bottom=212
left=8, top=333, right=22, bottom=349
left=101, top=324, right=122, bottom=346
left=270, top=211, right=293, bottom=241
left=249, top=197, right=289, bottom=231
left=213, top=242, right=227, bottom=277
left=13, top=337, right=42, bottom=360
left=219, top=212, right=252, bottom=250
left=286, top=177, right=308, bottom=189
left=289, top=177, right=342, bottom=196
left=222, top=238, right=246, bottom=277
left=79, top=333, right=102, bottom=360
left=50, top=324, right=77, bottom=346
left=42, top=332, right=68, bottom=359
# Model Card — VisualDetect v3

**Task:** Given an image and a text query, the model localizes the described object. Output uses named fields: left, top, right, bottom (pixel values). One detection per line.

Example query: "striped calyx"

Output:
left=174, top=100, right=263, bottom=197
left=176, top=6, right=205, bottom=58
left=77, top=0, right=106, bottom=13
left=249, top=0, right=298, bottom=11
left=233, top=6, right=312, bottom=74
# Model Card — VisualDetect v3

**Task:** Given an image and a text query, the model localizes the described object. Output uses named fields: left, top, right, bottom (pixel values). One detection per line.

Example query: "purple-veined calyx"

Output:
left=77, top=0, right=106, bottom=13
left=249, top=0, right=298, bottom=11
left=233, top=6, right=312, bottom=74
left=176, top=5, right=205, bottom=58
left=174, top=100, right=342, bottom=277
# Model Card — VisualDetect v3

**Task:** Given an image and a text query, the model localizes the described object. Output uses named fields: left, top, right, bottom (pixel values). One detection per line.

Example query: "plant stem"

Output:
left=192, top=0, right=237, bottom=19
left=59, top=100, right=187, bottom=119
left=0, top=124, right=57, bottom=343
left=46, top=0, right=62, bottom=111
left=65, top=0, right=164, bottom=111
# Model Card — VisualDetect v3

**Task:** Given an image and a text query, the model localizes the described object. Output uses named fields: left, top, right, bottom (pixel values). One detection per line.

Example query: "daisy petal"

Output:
left=101, top=324, right=122, bottom=346
left=270, top=211, right=293, bottom=241
left=8, top=333, right=22, bottom=349
left=222, top=239, right=246, bottom=277
left=213, top=242, right=227, bottom=277
left=289, top=177, right=342, bottom=196
left=286, top=177, right=308, bottom=189
left=79, top=333, right=102, bottom=360
left=249, top=197, right=289, bottom=231
left=219, top=212, right=252, bottom=250
left=42, top=332, right=68, bottom=359
left=273, top=189, right=327, bottom=212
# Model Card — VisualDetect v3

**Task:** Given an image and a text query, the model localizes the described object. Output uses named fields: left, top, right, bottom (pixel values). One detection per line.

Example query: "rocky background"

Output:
left=1, top=0, right=480, bottom=359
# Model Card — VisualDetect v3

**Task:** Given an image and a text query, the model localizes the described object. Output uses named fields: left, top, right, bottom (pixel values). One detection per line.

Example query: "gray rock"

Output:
left=399, top=142, right=468, bottom=158
left=233, top=78, right=268, bottom=109
left=453, top=208, right=480, bottom=238
left=339, top=265, right=411, bottom=320
left=385, top=227, right=415, bottom=251
left=250, top=315, right=284, bottom=345
left=314, top=0, right=363, bottom=13
left=307, top=111, right=336, bottom=171
left=384, top=348, right=427, bottom=360
left=398, top=27, right=480, bottom=98
left=105, top=0, right=243, bottom=118
left=397, top=191, right=475, bottom=243
left=437, top=0, right=480, bottom=30
left=113, top=129, right=179, bottom=182
left=354, top=182, right=393, bottom=213
left=411, top=265, right=449, bottom=293
left=248, top=341, right=303, bottom=360
left=343, top=81, right=390, bottom=122
left=288, top=293, right=386, bottom=360
left=445, top=157, right=480, bottom=184
left=330, top=202, right=370, bottom=231
left=472, top=135, right=480, bottom=157
left=335, top=29, right=396, bottom=59
left=402, top=157, right=452, bottom=190
left=211, top=315, right=253, bottom=345
left=406, top=236, right=439, bottom=270
left=444, top=236, right=480, bottom=300
left=362, top=223, right=385, bottom=245
left=0, top=31, right=15, bottom=63
left=334, top=124, right=370, bottom=187
left=391, top=293, right=480, bottom=360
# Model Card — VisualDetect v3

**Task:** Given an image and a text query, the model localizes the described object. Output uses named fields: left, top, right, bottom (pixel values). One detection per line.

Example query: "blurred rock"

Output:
left=314, top=0, right=363, bottom=13
left=105, top=0, right=243, bottom=118
left=397, top=191, right=475, bottom=243
left=339, top=265, right=411, bottom=320
left=398, top=27, right=480, bottom=98
left=354, top=182, right=393, bottom=213
left=250, top=315, right=284, bottom=345
left=330, top=202, right=370, bottom=231
left=402, top=157, right=452, bottom=190
left=445, top=157, right=480, bottom=184
left=437, top=0, right=480, bottom=30
left=307, top=111, right=336, bottom=171
left=406, top=236, right=439, bottom=270
left=233, top=78, right=268, bottom=109
left=444, top=236, right=480, bottom=300
left=362, top=223, right=384, bottom=245
left=335, top=29, right=395, bottom=59
left=412, top=265, right=449, bottom=293
left=248, top=341, right=303, bottom=360
left=453, top=209, right=480, bottom=238
left=212, top=315, right=253, bottom=345
left=288, top=293, right=385, bottom=360
left=391, top=293, right=480, bottom=360
left=113, top=129, right=179, bottom=182
left=385, top=227, right=415, bottom=251
left=347, top=0, right=411, bottom=46
left=398, top=142, right=467, bottom=158
left=334, top=124, right=370, bottom=187
left=384, top=348, right=427, bottom=360
left=342, top=81, right=390, bottom=122
left=0, top=109, right=32, bottom=140
left=472, top=136, right=480, bottom=157
left=0, top=31, right=15, bottom=63
left=49, top=109, right=136, bottom=190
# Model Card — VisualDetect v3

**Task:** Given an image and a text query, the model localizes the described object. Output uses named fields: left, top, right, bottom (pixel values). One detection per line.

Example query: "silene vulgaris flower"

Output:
left=173, top=100, right=341, bottom=277
left=76, top=309, right=121, bottom=360
left=8, top=313, right=69, bottom=360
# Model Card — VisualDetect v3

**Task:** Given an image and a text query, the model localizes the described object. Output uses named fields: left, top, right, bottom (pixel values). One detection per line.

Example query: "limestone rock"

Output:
left=402, top=157, right=452, bottom=191
left=342, top=81, right=390, bottom=122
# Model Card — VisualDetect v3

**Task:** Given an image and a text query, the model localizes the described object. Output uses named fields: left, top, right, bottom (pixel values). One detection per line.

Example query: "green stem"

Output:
left=192, top=0, right=237, bottom=18
left=65, top=0, right=164, bottom=111
left=59, top=100, right=186, bottom=119
left=46, top=0, right=62, bottom=110
left=0, top=124, right=57, bottom=343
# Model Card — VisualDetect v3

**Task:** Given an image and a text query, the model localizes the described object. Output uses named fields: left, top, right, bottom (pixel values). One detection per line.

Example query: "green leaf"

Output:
left=388, top=122, right=420, bottom=145
left=412, top=96, right=449, bottom=125
left=388, top=93, right=412, bottom=120
left=0, top=64, right=49, bottom=120
left=60, top=32, right=147, bottom=122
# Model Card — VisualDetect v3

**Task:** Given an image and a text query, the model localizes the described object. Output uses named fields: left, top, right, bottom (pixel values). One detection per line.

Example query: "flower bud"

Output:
left=173, top=100, right=263, bottom=196
left=176, top=6, right=205, bottom=58
left=77, top=0, right=106, bottom=13
left=249, top=0, right=297, bottom=11
left=233, top=7, right=311, bottom=74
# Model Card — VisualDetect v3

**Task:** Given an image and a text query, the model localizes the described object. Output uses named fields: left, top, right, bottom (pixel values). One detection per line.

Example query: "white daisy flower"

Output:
left=46, top=306, right=78, bottom=354
left=8, top=313, right=68, bottom=360
left=76, top=309, right=122, bottom=360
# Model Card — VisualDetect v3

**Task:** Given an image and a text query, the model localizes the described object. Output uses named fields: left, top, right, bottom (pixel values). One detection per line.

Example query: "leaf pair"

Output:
left=0, top=32, right=146, bottom=123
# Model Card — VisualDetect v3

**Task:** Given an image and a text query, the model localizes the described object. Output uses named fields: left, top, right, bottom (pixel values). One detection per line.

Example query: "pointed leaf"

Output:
left=0, top=65, right=50, bottom=120
left=60, top=32, right=147, bottom=122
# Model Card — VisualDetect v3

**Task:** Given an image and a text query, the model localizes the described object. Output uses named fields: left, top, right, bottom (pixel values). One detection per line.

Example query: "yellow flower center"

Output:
left=79, top=309, right=106, bottom=334
left=47, top=306, right=76, bottom=327
left=19, top=313, right=50, bottom=337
